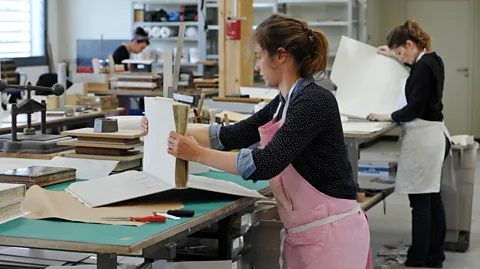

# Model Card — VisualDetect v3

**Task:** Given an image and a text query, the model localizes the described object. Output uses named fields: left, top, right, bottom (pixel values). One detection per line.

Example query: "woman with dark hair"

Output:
left=112, top=27, right=150, bottom=71
left=141, top=13, right=372, bottom=269
left=368, top=20, right=451, bottom=268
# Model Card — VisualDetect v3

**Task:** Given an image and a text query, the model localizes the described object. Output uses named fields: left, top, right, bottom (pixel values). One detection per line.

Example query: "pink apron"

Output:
left=258, top=86, right=373, bottom=269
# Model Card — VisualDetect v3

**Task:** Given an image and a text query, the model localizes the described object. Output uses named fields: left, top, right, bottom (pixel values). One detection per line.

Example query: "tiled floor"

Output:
left=366, top=146, right=480, bottom=268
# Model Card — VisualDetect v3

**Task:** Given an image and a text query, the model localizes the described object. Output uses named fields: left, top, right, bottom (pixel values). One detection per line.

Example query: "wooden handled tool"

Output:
left=224, top=113, right=230, bottom=126
left=195, top=93, right=206, bottom=123
left=173, top=103, right=190, bottom=188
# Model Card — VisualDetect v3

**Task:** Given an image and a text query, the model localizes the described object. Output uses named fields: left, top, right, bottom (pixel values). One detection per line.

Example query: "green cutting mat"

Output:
left=0, top=171, right=269, bottom=247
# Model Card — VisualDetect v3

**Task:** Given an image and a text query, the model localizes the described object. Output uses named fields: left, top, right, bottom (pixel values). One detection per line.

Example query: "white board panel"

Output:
left=143, top=97, right=177, bottom=187
left=331, top=36, right=409, bottom=119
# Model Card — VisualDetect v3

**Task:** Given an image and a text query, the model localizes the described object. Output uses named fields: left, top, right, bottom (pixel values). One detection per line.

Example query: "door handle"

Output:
left=457, top=68, right=469, bottom=72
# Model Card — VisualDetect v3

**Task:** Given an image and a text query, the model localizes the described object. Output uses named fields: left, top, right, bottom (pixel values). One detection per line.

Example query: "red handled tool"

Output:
left=101, top=212, right=167, bottom=223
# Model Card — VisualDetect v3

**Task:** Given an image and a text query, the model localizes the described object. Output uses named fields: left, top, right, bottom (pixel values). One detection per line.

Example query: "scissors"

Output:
left=101, top=212, right=167, bottom=223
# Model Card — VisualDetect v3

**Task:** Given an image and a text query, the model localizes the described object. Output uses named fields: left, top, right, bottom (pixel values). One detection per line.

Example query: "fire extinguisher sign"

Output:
left=226, top=16, right=245, bottom=40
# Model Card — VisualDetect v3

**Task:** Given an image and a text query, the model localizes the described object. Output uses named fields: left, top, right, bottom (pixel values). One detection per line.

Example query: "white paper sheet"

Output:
left=143, top=97, right=177, bottom=187
left=47, top=157, right=118, bottom=180
left=66, top=170, right=173, bottom=207
left=342, top=121, right=390, bottom=134
left=66, top=171, right=265, bottom=207
left=331, top=36, right=409, bottom=119
left=188, top=175, right=266, bottom=199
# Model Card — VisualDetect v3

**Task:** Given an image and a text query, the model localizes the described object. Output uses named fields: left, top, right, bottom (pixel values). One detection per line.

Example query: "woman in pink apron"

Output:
left=142, top=13, right=372, bottom=269
left=368, top=20, right=451, bottom=268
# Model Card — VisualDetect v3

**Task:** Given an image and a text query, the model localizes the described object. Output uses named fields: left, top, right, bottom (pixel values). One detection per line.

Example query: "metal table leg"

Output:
left=97, top=253, right=117, bottom=269
left=345, top=138, right=360, bottom=183
left=218, top=216, right=232, bottom=260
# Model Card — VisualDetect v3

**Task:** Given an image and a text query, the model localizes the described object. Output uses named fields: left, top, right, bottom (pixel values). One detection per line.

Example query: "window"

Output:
left=0, top=0, right=47, bottom=66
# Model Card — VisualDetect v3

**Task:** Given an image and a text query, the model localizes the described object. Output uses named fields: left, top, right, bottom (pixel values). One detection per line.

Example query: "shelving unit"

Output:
left=131, top=0, right=202, bottom=74
left=252, top=0, right=365, bottom=76
left=130, top=0, right=366, bottom=79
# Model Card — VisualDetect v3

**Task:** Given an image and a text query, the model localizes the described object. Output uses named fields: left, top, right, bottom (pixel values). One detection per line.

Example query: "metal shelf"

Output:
left=150, top=37, right=198, bottom=42
left=134, top=21, right=198, bottom=27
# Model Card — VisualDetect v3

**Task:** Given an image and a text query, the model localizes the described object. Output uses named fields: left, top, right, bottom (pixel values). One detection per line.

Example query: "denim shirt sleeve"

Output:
left=236, top=148, right=257, bottom=180
left=209, top=123, right=224, bottom=150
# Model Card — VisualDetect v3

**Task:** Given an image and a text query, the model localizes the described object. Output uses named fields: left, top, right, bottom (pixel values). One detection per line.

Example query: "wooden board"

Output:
left=61, top=128, right=143, bottom=139
left=194, top=78, right=218, bottom=84
left=61, top=152, right=143, bottom=161
left=0, top=150, right=74, bottom=160
left=57, top=138, right=143, bottom=149
left=77, top=136, right=141, bottom=144
left=75, top=147, right=130, bottom=156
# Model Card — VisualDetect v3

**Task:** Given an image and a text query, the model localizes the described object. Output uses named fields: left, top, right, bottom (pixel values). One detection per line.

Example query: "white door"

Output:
left=406, top=0, right=472, bottom=135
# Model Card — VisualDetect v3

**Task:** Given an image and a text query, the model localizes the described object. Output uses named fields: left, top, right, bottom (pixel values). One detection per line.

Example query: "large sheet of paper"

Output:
left=331, top=36, right=409, bottom=119
left=342, top=121, right=391, bottom=134
left=47, top=157, right=118, bottom=180
left=66, top=171, right=265, bottom=207
left=66, top=171, right=173, bottom=207
left=143, top=97, right=177, bottom=187
left=188, top=175, right=265, bottom=199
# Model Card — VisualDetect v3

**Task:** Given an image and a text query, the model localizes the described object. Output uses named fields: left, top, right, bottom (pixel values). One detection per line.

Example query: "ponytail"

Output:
left=298, top=29, right=329, bottom=77
left=387, top=20, right=432, bottom=51
left=251, top=13, right=329, bottom=78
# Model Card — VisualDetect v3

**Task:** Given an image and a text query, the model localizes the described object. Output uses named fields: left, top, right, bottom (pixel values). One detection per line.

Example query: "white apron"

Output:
left=395, top=52, right=456, bottom=194
left=395, top=119, right=455, bottom=194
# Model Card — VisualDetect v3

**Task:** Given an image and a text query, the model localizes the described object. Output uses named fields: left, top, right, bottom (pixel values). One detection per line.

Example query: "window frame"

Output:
left=2, top=0, right=49, bottom=67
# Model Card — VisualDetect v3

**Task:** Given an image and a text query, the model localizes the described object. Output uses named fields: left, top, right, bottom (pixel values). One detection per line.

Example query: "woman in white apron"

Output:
left=367, top=20, right=451, bottom=268
left=142, top=13, right=373, bottom=269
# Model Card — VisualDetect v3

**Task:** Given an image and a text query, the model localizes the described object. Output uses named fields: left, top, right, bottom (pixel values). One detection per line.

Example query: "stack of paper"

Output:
left=0, top=183, right=28, bottom=224
left=331, top=36, right=409, bottom=119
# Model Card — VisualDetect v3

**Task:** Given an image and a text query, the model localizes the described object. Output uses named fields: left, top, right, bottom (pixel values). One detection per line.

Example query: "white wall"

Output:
left=57, top=0, right=133, bottom=62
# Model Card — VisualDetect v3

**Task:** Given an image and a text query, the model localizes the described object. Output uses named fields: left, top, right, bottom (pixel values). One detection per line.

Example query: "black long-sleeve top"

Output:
left=391, top=52, right=445, bottom=122
left=215, top=82, right=358, bottom=200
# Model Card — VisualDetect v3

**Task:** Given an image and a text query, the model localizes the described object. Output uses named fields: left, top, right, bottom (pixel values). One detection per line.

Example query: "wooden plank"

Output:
left=0, top=150, right=74, bottom=160
left=239, top=1, right=254, bottom=89
left=61, top=128, right=143, bottom=139
left=219, top=0, right=254, bottom=97
left=194, top=78, right=219, bottom=84
left=56, top=139, right=143, bottom=149
left=61, top=152, right=143, bottom=161
left=218, top=0, right=226, bottom=97
left=75, top=147, right=129, bottom=156
left=77, top=136, right=140, bottom=144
